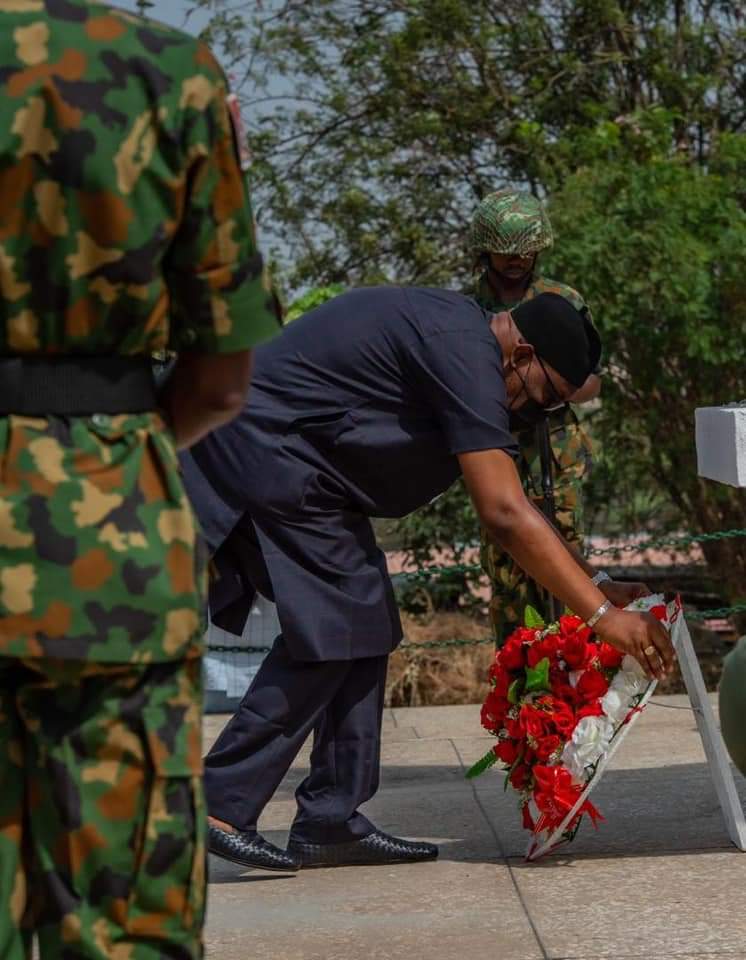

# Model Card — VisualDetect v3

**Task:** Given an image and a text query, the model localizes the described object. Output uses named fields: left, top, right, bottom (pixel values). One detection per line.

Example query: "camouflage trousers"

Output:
left=0, top=657, right=206, bottom=960
left=481, top=411, right=592, bottom=645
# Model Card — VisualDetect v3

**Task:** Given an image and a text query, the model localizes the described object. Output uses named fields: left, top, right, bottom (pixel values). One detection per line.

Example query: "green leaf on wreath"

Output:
left=508, top=677, right=524, bottom=704
left=465, top=749, right=498, bottom=779
left=525, top=656, right=551, bottom=693
left=523, top=605, right=545, bottom=628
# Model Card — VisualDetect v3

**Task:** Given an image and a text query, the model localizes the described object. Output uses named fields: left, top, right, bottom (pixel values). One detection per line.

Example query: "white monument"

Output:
left=695, top=402, right=746, bottom=487
left=689, top=402, right=746, bottom=850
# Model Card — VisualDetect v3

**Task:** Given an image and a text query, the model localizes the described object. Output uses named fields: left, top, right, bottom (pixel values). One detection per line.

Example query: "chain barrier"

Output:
left=687, top=602, right=746, bottom=621
left=585, top=527, right=746, bottom=557
left=205, top=528, right=746, bottom=655
left=395, top=528, right=746, bottom=584
left=206, top=602, right=746, bottom=656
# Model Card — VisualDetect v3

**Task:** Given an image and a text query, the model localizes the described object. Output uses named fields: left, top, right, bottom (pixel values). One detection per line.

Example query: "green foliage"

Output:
left=192, top=0, right=744, bottom=289
left=544, top=136, right=746, bottom=613
left=191, top=0, right=746, bottom=617
left=525, top=658, right=551, bottom=694
left=524, top=605, right=545, bottom=628
left=508, top=677, right=524, bottom=705
left=285, top=284, right=345, bottom=323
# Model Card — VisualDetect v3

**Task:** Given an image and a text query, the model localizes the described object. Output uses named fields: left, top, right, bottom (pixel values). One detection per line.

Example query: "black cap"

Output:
left=511, top=293, right=602, bottom=389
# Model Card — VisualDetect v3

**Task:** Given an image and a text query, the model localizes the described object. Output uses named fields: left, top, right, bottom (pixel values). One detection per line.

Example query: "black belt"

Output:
left=0, top=356, right=157, bottom=416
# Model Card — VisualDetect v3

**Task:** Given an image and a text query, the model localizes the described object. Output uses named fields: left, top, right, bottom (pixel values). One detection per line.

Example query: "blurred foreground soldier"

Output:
left=182, top=287, right=674, bottom=872
left=0, top=2, right=277, bottom=958
left=719, top=637, right=746, bottom=777
left=471, top=190, right=600, bottom=642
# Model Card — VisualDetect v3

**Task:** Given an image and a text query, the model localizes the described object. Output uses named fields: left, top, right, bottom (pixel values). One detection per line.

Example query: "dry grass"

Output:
left=385, top=611, right=495, bottom=707
left=384, top=612, right=728, bottom=707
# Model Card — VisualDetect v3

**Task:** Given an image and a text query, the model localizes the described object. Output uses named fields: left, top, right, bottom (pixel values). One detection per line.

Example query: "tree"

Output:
left=192, top=0, right=745, bottom=287
left=190, top=0, right=746, bottom=618
left=285, top=284, right=346, bottom=322
left=545, top=132, right=746, bottom=624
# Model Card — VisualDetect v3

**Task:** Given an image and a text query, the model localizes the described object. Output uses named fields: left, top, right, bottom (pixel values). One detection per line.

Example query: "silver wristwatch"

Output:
left=591, top=570, right=611, bottom=586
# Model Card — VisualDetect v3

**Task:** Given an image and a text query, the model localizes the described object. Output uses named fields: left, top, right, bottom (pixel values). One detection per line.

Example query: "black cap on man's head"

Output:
left=510, top=293, right=602, bottom=389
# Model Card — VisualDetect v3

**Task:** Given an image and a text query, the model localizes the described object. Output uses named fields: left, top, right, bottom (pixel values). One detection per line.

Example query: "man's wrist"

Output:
left=586, top=599, right=613, bottom=628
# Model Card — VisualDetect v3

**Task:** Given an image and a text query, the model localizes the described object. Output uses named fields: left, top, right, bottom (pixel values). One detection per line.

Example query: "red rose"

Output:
left=500, top=634, right=526, bottom=671
left=503, top=713, right=522, bottom=739
left=548, top=698, right=576, bottom=737
left=597, top=642, right=624, bottom=670
left=562, top=633, right=594, bottom=670
left=650, top=604, right=668, bottom=622
left=487, top=665, right=511, bottom=699
left=558, top=614, right=584, bottom=636
left=494, top=739, right=519, bottom=765
left=576, top=701, right=605, bottom=720
left=527, top=634, right=561, bottom=667
left=550, top=678, right=577, bottom=705
left=575, top=668, right=610, bottom=704
left=519, top=704, right=551, bottom=740
left=480, top=690, right=508, bottom=733
left=509, top=762, right=531, bottom=790
left=533, top=733, right=561, bottom=761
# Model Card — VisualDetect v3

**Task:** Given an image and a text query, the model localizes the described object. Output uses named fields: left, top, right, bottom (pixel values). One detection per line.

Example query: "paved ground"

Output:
left=203, top=695, right=746, bottom=960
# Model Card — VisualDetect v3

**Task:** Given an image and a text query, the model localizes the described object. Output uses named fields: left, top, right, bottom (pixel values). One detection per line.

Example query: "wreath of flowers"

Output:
left=468, top=595, right=675, bottom=859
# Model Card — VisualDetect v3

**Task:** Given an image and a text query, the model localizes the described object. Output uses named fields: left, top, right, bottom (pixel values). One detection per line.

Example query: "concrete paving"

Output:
left=203, top=695, right=746, bottom=960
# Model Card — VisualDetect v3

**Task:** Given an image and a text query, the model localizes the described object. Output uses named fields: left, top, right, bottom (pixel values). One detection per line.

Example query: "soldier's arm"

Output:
left=162, top=45, right=278, bottom=448
left=159, top=351, right=252, bottom=450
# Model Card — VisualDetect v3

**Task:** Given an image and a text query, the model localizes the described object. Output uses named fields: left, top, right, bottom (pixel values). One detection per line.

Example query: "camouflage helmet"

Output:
left=469, top=189, right=553, bottom=260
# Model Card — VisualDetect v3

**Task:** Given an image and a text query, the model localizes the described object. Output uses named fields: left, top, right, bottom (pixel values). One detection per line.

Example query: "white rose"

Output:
left=608, top=657, right=649, bottom=703
left=600, top=687, right=630, bottom=726
left=561, top=715, right=615, bottom=782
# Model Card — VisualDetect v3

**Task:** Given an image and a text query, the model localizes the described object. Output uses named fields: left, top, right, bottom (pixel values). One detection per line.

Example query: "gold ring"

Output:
left=643, top=645, right=656, bottom=657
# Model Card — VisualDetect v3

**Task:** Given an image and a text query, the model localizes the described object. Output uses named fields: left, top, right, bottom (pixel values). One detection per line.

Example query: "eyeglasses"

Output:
left=535, top=355, right=566, bottom=409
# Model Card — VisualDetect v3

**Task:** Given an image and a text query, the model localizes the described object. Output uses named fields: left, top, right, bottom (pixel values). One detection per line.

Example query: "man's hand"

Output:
left=599, top=579, right=651, bottom=608
left=568, top=373, right=601, bottom=403
left=594, top=607, right=675, bottom=680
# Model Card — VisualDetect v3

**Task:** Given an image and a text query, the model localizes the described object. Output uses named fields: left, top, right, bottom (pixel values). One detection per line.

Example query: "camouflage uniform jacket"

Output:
left=474, top=270, right=595, bottom=639
left=474, top=271, right=592, bottom=331
left=0, top=0, right=278, bottom=663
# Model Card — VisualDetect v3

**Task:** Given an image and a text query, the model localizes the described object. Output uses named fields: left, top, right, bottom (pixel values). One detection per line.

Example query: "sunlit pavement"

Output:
left=204, top=696, right=746, bottom=960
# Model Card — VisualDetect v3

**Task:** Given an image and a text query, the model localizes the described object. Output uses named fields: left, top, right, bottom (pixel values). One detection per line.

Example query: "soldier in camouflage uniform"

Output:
left=471, top=190, right=600, bottom=643
left=0, top=3, right=278, bottom=958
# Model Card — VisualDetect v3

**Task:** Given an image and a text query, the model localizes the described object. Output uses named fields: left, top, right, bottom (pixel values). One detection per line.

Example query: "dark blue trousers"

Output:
left=204, top=635, right=388, bottom=844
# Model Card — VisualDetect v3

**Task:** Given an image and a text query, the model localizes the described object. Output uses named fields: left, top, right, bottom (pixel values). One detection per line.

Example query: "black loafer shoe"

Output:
left=208, top=825, right=300, bottom=872
left=287, top=829, right=438, bottom=868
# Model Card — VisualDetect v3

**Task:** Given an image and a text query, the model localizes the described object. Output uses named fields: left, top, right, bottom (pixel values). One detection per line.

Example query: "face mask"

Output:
left=506, top=353, right=566, bottom=431
left=507, top=358, right=547, bottom=430
left=509, top=398, right=548, bottom=431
